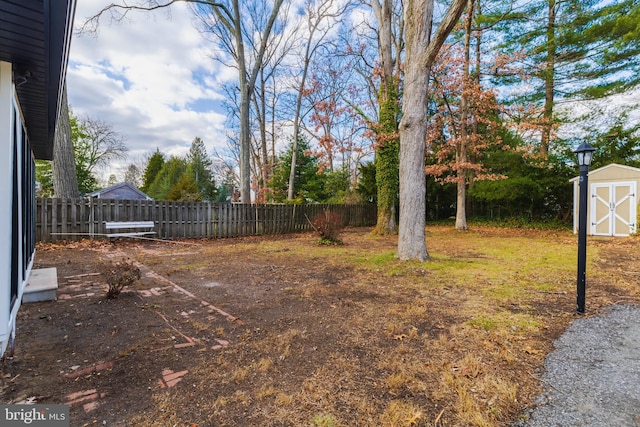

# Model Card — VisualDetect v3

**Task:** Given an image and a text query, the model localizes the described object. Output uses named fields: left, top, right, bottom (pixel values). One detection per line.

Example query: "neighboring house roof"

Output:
left=570, top=163, right=640, bottom=182
left=0, top=0, right=77, bottom=160
left=87, top=182, right=153, bottom=200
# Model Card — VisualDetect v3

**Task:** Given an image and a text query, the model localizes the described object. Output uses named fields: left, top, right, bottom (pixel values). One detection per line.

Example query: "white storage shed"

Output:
left=571, top=163, right=640, bottom=237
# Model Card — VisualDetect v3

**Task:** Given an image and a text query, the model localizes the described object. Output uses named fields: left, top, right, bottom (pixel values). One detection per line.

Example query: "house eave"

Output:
left=0, top=0, right=77, bottom=160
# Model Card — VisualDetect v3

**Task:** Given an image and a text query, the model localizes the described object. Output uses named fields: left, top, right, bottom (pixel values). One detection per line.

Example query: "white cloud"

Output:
left=68, top=0, right=231, bottom=180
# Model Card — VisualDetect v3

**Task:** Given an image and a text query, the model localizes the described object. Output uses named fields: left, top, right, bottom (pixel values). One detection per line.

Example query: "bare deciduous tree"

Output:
left=397, top=0, right=467, bottom=261
left=249, top=2, right=297, bottom=201
left=287, top=0, right=348, bottom=200
left=123, top=164, right=143, bottom=187
left=74, top=116, right=128, bottom=174
left=193, top=0, right=285, bottom=203
left=349, top=0, right=404, bottom=235
left=84, top=0, right=286, bottom=203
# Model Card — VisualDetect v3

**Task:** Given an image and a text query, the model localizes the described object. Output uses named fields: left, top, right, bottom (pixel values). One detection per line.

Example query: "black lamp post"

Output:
left=574, top=141, right=595, bottom=314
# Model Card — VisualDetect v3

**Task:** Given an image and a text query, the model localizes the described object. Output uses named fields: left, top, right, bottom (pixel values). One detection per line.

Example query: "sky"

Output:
left=67, top=0, right=639, bottom=183
left=68, top=0, right=233, bottom=180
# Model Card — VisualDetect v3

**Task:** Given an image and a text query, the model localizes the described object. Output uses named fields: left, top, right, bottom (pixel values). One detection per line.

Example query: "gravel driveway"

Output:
left=522, top=305, right=640, bottom=427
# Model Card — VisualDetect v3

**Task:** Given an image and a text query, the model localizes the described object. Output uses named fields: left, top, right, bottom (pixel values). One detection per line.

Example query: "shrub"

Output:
left=99, top=259, right=141, bottom=299
left=308, top=210, right=346, bottom=244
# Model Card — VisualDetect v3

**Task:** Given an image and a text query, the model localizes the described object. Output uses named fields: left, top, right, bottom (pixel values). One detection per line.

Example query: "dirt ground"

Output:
left=1, top=226, right=639, bottom=426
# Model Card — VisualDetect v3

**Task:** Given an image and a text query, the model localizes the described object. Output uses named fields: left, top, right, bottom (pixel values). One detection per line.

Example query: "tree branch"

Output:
left=423, top=0, right=468, bottom=68
left=79, top=0, right=233, bottom=34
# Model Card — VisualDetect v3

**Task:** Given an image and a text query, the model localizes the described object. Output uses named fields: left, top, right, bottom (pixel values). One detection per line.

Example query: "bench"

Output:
left=104, top=221, right=156, bottom=238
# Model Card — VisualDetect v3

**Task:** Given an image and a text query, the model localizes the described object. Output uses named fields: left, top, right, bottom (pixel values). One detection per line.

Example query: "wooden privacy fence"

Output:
left=36, top=198, right=377, bottom=242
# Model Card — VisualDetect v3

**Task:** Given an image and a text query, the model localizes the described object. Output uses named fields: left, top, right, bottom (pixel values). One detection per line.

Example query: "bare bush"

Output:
left=99, top=259, right=141, bottom=299
left=308, top=211, right=346, bottom=244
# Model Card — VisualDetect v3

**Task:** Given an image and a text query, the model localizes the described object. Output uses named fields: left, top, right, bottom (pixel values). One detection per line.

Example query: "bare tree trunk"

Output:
left=288, top=0, right=341, bottom=200
left=270, top=74, right=278, bottom=170
left=288, top=42, right=312, bottom=200
left=372, top=0, right=400, bottom=235
left=241, top=0, right=285, bottom=203
left=466, top=0, right=482, bottom=203
left=231, top=0, right=252, bottom=203
left=398, top=0, right=434, bottom=261
left=52, top=84, right=79, bottom=198
left=398, top=0, right=467, bottom=261
left=259, top=76, right=269, bottom=188
left=541, top=0, right=556, bottom=157
left=252, top=71, right=270, bottom=202
left=455, top=0, right=474, bottom=231
left=211, top=0, right=285, bottom=204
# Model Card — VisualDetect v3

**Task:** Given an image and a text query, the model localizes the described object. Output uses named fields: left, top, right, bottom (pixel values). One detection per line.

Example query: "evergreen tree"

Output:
left=166, top=174, right=202, bottom=201
left=141, top=149, right=165, bottom=193
left=356, top=161, right=377, bottom=204
left=214, top=185, right=232, bottom=203
left=493, top=0, right=640, bottom=155
left=214, top=168, right=238, bottom=203
left=146, top=156, right=188, bottom=200
left=323, top=168, right=351, bottom=204
left=186, top=137, right=218, bottom=201
left=572, top=0, right=640, bottom=99
left=586, top=112, right=640, bottom=170
left=467, top=129, right=574, bottom=220
left=269, top=136, right=326, bottom=203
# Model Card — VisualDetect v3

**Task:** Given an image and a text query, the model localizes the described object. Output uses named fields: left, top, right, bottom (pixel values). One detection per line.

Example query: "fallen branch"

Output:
left=304, top=214, right=320, bottom=234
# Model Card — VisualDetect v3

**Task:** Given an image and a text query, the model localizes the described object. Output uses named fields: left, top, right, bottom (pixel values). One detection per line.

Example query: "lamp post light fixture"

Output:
left=574, top=141, right=595, bottom=314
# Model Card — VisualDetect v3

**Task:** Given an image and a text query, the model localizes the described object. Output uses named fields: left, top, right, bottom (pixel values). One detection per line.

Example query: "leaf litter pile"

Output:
left=1, top=226, right=639, bottom=426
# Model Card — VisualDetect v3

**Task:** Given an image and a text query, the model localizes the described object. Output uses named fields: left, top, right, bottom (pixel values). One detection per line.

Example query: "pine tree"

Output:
left=493, top=0, right=640, bottom=154
left=141, top=149, right=165, bottom=193
left=570, top=0, right=640, bottom=98
left=166, top=174, right=202, bottom=201
left=146, top=156, right=187, bottom=200
left=586, top=112, right=640, bottom=170
left=269, top=136, right=326, bottom=203
left=186, top=137, right=217, bottom=201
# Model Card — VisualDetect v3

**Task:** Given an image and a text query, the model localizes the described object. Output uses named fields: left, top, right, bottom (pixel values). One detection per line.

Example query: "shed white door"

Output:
left=590, top=182, right=637, bottom=236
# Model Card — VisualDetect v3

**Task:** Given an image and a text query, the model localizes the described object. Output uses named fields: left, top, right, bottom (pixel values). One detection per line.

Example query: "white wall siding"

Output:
left=0, top=61, right=36, bottom=357
left=0, top=61, right=14, bottom=355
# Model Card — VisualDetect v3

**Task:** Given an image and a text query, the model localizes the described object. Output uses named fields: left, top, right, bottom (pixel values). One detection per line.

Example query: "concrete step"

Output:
left=23, top=268, right=58, bottom=303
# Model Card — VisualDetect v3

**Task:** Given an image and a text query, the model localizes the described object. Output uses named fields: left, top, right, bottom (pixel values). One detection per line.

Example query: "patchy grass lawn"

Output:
left=2, top=225, right=639, bottom=426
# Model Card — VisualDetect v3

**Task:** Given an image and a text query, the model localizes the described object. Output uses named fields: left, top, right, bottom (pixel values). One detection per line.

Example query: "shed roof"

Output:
left=0, top=0, right=76, bottom=160
left=569, top=163, right=640, bottom=183
left=87, top=182, right=153, bottom=200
